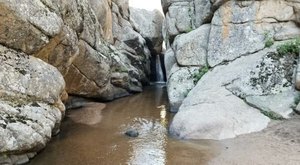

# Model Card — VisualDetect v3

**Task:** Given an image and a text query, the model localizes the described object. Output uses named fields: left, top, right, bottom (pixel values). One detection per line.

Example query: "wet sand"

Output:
left=209, top=117, right=300, bottom=165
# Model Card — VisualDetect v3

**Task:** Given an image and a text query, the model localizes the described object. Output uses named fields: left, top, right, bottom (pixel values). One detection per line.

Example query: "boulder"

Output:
left=207, top=0, right=299, bottom=67
left=193, top=0, right=213, bottom=27
left=0, top=0, right=62, bottom=54
left=164, top=48, right=176, bottom=78
left=161, top=0, right=228, bottom=45
left=170, top=47, right=287, bottom=140
left=125, top=129, right=139, bottom=137
left=130, top=8, right=164, bottom=55
left=164, top=2, right=192, bottom=39
left=0, top=45, right=65, bottom=163
left=167, top=64, right=198, bottom=112
left=173, top=24, right=210, bottom=66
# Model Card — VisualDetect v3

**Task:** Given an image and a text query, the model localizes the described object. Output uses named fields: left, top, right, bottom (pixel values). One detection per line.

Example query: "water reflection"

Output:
left=158, top=105, right=167, bottom=127
left=28, top=85, right=218, bottom=165
left=126, top=118, right=167, bottom=165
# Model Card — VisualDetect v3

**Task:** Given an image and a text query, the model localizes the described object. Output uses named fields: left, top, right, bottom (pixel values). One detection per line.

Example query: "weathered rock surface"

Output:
left=245, top=91, right=296, bottom=119
left=164, top=48, right=176, bottom=78
left=162, top=0, right=227, bottom=46
left=166, top=24, right=210, bottom=112
left=111, top=0, right=152, bottom=85
left=130, top=8, right=164, bottom=55
left=0, top=45, right=65, bottom=163
left=170, top=48, right=273, bottom=140
left=170, top=39, right=300, bottom=139
left=0, top=0, right=164, bottom=101
left=88, top=0, right=113, bottom=42
left=173, top=24, right=210, bottom=66
left=167, top=64, right=198, bottom=112
left=207, top=0, right=299, bottom=67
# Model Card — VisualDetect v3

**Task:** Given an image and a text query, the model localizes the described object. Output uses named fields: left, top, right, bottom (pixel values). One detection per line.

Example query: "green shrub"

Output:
left=277, top=38, right=300, bottom=57
left=265, top=38, right=274, bottom=48
left=192, top=66, right=209, bottom=84
left=186, top=27, right=193, bottom=33
left=264, top=31, right=274, bottom=48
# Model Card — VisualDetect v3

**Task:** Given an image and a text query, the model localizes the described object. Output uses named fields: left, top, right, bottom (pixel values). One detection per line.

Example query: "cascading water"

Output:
left=155, top=54, right=165, bottom=83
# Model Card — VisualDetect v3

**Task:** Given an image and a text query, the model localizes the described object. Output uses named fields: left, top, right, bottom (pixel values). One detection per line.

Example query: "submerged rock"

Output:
left=125, top=129, right=139, bottom=137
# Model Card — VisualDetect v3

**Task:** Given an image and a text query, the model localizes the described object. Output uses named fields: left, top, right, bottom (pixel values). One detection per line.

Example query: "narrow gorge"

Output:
left=1, top=0, right=300, bottom=164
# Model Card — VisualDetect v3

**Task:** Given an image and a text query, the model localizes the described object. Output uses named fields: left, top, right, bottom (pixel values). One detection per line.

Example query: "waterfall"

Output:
left=155, top=54, right=165, bottom=83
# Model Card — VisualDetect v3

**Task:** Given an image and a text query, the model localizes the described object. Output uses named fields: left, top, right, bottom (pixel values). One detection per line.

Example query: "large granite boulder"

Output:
left=0, top=45, right=65, bottom=164
left=164, top=48, right=176, bottom=78
left=172, top=24, right=210, bottom=66
left=167, top=65, right=198, bottom=112
left=166, top=24, right=211, bottom=112
left=161, top=0, right=228, bottom=45
left=207, top=0, right=299, bottom=67
left=170, top=48, right=272, bottom=140
left=170, top=41, right=299, bottom=139
left=130, top=8, right=164, bottom=55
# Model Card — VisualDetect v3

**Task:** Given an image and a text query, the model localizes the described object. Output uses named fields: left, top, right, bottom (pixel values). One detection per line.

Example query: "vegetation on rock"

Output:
left=192, top=66, right=209, bottom=84
left=264, top=32, right=274, bottom=48
left=265, top=38, right=274, bottom=48
left=277, top=38, right=300, bottom=57
left=260, top=110, right=284, bottom=120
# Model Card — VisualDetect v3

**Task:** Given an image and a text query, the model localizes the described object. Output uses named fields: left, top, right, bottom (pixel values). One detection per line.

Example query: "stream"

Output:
left=28, top=85, right=219, bottom=165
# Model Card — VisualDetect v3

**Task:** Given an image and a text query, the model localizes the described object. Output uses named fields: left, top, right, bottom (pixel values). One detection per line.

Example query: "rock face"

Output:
left=0, top=0, right=164, bottom=101
left=207, top=1, right=298, bottom=67
left=0, top=45, right=65, bottom=163
left=130, top=8, right=164, bottom=55
left=173, top=24, right=210, bottom=66
left=0, top=0, right=164, bottom=163
left=167, top=65, right=198, bottom=112
left=166, top=24, right=210, bottom=112
left=164, top=0, right=300, bottom=140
